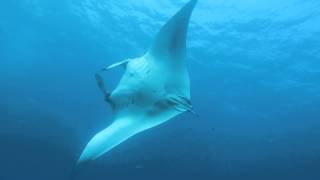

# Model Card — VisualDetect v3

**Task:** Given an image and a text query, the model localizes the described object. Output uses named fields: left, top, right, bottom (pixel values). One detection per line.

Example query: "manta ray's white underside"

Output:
left=78, top=0, right=197, bottom=163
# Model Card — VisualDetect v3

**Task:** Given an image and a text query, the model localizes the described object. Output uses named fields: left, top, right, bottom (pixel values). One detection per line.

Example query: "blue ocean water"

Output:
left=1, top=0, right=320, bottom=179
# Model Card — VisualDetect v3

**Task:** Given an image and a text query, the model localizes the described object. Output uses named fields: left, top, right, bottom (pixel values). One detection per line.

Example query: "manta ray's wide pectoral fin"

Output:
left=78, top=117, right=143, bottom=163
left=77, top=115, right=166, bottom=163
left=148, top=0, right=197, bottom=61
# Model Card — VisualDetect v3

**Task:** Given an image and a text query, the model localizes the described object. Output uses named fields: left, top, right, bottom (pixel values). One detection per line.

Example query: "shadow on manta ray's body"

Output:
left=77, top=0, right=198, bottom=164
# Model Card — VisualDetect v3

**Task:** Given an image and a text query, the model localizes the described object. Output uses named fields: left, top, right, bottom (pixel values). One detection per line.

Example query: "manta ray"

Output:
left=78, top=0, right=198, bottom=163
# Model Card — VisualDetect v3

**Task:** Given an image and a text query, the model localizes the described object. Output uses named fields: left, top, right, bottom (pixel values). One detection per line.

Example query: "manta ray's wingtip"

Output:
left=186, top=0, right=198, bottom=15
left=185, top=0, right=198, bottom=11
left=76, top=148, right=96, bottom=165
left=148, top=0, right=198, bottom=60
left=190, top=0, right=198, bottom=5
left=75, top=156, right=88, bottom=166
